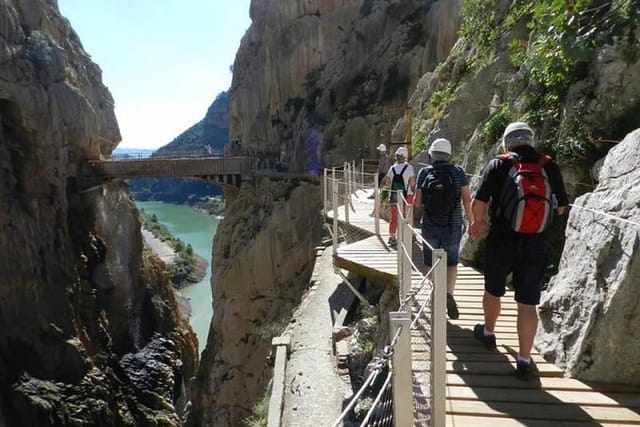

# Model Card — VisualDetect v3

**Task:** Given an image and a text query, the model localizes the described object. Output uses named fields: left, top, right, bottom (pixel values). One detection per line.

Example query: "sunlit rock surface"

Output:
left=537, top=129, right=640, bottom=385
left=188, top=178, right=322, bottom=426
left=0, top=1, right=197, bottom=425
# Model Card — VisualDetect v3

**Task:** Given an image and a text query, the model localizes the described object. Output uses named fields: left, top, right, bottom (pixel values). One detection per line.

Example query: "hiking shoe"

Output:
left=473, top=324, right=496, bottom=350
left=516, top=359, right=538, bottom=381
left=387, top=236, right=397, bottom=248
left=447, top=293, right=459, bottom=319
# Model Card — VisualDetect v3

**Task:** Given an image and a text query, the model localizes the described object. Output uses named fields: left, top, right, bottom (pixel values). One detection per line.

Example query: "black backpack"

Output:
left=389, top=164, right=408, bottom=204
left=421, top=165, right=457, bottom=225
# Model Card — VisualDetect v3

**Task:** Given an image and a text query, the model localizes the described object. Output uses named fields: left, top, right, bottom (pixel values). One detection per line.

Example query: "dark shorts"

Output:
left=422, top=221, right=462, bottom=267
left=484, top=232, right=548, bottom=305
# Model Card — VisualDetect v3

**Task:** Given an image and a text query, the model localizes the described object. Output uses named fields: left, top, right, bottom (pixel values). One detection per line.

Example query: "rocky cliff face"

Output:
left=230, top=0, right=461, bottom=170
left=188, top=177, right=322, bottom=426
left=0, top=1, right=197, bottom=425
left=537, top=129, right=640, bottom=385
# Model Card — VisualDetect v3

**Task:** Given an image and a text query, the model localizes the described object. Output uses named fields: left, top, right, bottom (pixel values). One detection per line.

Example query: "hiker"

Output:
left=384, top=146, right=415, bottom=247
left=414, top=138, right=472, bottom=320
left=369, top=144, right=394, bottom=199
left=468, top=122, right=568, bottom=380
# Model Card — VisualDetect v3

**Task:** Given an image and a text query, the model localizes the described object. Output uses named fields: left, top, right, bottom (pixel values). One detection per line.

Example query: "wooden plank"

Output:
left=446, top=352, right=550, bottom=365
left=445, top=361, right=563, bottom=377
left=446, top=399, right=640, bottom=424
left=447, top=385, right=640, bottom=408
left=446, top=414, right=628, bottom=426
left=447, top=373, right=640, bottom=393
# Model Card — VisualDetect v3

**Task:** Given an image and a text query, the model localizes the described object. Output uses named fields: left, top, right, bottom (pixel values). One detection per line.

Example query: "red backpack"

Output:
left=497, top=153, right=553, bottom=234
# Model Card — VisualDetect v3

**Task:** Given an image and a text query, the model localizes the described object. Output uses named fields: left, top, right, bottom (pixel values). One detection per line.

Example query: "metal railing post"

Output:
left=343, top=162, right=350, bottom=224
left=332, top=169, right=338, bottom=257
left=431, top=248, right=447, bottom=427
left=390, top=312, right=413, bottom=427
left=400, top=212, right=412, bottom=299
left=323, top=168, right=328, bottom=217
left=374, top=171, right=380, bottom=235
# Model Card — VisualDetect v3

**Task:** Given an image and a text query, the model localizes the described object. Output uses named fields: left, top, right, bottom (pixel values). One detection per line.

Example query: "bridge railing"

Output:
left=323, top=162, right=381, bottom=245
left=86, top=156, right=257, bottom=179
left=328, top=184, right=448, bottom=426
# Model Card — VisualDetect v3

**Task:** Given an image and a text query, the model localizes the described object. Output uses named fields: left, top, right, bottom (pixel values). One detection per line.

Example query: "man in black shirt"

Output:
left=469, top=122, right=568, bottom=380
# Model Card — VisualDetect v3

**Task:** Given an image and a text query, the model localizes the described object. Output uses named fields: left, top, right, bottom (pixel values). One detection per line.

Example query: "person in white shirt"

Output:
left=384, top=146, right=415, bottom=247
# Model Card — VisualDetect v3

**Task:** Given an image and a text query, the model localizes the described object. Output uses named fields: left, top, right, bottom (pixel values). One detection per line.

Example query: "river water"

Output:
left=136, top=201, right=219, bottom=353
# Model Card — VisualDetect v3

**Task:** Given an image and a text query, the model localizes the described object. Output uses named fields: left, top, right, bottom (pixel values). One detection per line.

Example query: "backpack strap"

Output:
left=539, top=154, right=552, bottom=166
left=419, top=165, right=433, bottom=189
left=393, top=164, right=408, bottom=176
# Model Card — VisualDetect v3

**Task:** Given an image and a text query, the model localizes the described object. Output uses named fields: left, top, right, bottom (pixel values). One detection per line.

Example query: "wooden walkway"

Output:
left=327, top=188, right=640, bottom=426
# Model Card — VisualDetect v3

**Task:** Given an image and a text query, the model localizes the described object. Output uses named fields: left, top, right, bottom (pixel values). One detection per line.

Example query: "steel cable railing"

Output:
left=326, top=167, right=447, bottom=427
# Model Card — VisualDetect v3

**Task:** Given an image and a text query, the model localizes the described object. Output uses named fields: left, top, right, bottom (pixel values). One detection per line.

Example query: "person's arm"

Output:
left=469, top=199, right=489, bottom=240
left=547, top=162, right=569, bottom=216
left=408, top=174, right=416, bottom=194
left=461, top=185, right=472, bottom=222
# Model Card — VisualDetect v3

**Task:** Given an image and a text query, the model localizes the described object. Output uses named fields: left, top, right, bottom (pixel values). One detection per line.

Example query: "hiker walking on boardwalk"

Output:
left=414, top=138, right=472, bottom=320
left=370, top=144, right=394, bottom=199
left=384, top=146, right=415, bottom=248
left=469, top=122, right=568, bottom=380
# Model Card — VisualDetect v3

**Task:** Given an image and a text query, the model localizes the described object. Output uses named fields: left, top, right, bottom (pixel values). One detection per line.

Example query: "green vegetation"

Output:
left=460, top=0, right=636, bottom=164
left=255, top=319, right=289, bottom=341
left=140, top=209, right=202, bottom=287
left=244, top=395, right=269, bottom=427
left=479, top=104, right=512, bottom=150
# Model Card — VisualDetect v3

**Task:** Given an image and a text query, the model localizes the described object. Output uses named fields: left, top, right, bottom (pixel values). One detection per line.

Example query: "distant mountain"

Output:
left=128, top=92, right=230, bottom=201
left=154, top=91, right=229, bottom=156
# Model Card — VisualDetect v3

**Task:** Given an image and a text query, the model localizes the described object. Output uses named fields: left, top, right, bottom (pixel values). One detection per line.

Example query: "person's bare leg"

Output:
left=447, top=265, right=457, bottom=295
left=517, top=303, right=538, bottom=359
left=483, top=292, right=501, bottom=333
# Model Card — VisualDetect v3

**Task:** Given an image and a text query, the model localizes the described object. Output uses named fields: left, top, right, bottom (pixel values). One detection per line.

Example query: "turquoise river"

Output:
left=136, top=201, right=219, bottom=353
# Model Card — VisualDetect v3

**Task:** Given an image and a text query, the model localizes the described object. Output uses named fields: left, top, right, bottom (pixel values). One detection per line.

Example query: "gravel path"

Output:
left=280, top=247, right=352, bottom=427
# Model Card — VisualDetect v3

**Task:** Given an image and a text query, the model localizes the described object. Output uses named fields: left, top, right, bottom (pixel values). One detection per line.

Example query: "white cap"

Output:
left=502, top=122, right=534, bottom=150
left=428, top=138, right=452, bottom=156
left=395, top=146, right=408, bottom=158
left=376, top=143, right=387, bottom=152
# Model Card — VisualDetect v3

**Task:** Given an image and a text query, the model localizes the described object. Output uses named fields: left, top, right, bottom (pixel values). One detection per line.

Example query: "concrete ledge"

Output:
left=267, top=336, right=291, bottom=427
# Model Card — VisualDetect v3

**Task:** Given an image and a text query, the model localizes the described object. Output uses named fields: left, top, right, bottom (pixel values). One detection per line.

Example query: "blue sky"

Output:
left=58, top=0, right=252, bottom=149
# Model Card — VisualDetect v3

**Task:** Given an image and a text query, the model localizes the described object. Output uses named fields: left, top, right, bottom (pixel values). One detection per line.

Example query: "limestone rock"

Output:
left=230, top=0, right=462, bottom=171
left=188, top=178, right=322, bottom=426
left=0, top=1, right=197, bottom=425
left=537, top=129, right=640, bottom=385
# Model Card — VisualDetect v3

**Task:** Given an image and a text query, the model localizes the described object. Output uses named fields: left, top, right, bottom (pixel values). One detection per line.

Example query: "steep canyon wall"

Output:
left=189, top=178, right=322, bottom=426
left=0, top=1, right=197, bottom=425
left=230, top=0, right=461, bottom=170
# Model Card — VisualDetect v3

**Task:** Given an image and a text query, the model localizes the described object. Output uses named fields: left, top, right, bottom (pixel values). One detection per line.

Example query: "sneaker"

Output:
left=446, top=293, right=459, bottom=319
left=516, top=359, right=538, bottom=381
left=387, top=236, right=397, bottom=248
left=473, top=324, right=496, bottom=350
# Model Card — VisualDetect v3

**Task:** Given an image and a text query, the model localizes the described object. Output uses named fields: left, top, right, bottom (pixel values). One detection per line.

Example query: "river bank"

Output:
left=137, top=201, right=219, bottom=353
